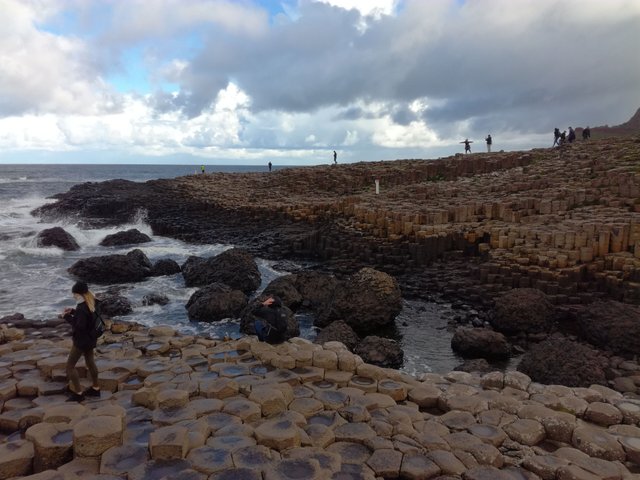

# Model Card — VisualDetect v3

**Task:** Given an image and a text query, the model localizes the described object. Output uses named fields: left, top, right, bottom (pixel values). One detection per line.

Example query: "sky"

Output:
left=0, top=0, right=639, bottom=165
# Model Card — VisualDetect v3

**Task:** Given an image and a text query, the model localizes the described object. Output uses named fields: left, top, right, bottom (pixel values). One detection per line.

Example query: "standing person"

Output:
left=582, top=126, right=591, bottom=140
left=61, top=282, right=101, bottom=401
left=460, top=139, right=473, bottom=153
left=201, top=165, right=205, bottom=174
left=553, top=128, right=561, bottom=146
left=268, top=161, right=272, bottom=172
left=485, top=134, right=492, bottom=153
left=251, top=296, right=288, bottom=344
left=333, top=150, right=337, bottom=164
left=568, top=127, right=576, bottom=143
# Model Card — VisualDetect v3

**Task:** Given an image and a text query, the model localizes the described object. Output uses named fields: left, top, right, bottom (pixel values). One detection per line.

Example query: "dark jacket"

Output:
left=252, top=298, right=287, bottom=344
left=64, top=302, right=97, bottom=351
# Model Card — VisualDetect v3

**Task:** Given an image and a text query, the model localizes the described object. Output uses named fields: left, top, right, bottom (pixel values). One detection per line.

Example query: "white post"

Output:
left=375, top=179, right=380, bottom=194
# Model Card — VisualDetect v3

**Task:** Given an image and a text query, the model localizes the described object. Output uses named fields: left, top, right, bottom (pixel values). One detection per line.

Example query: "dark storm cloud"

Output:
left=168, top=0, right=640, bottom=135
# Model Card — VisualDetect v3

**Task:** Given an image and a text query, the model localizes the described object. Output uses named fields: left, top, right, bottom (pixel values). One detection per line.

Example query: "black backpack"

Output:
left=265, top=308, right=288, bottom=344
left=93, top=300, right=106, bottom=338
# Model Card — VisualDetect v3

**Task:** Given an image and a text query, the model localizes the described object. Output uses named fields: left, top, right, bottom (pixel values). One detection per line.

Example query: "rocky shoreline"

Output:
left=1, top=316, right=640, bottom=479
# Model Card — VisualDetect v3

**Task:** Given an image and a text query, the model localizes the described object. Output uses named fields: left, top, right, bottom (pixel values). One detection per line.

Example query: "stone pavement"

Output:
left=1, top=321, right=640, bottom=479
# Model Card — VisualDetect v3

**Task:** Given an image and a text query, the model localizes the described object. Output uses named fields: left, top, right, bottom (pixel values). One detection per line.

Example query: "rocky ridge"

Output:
left=1, top=315, right=640, bottom=479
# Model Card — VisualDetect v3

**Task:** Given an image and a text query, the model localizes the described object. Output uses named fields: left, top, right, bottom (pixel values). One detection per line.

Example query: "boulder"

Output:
left=491, top=288, right=555, bottom=335
left=574, top=301, right=640, bottom=356
left=317, top=268, right=402, bottom=333
left=150, top=258, right=181, bottom=277
left=518, top=336, right=608, bottom=387
left=451, top=327, right=511, bottom=359
left=181, top=248, right=261, bottom=294
left=262, top=275, right=303, bottom=310
left=294, top=271, right=340, bottom=311
left=239, top=297, right=300, bottom=340
left=68, top=249, right=152, bottom=284
left=36, top=227, right=80, bottom=251
left=142, top=293, right=170, bottom=306
left=97, top=290, right=133, bottom=317
left=99, top=228, right=151, bottom=247
left=314, top=320, right=360, bottom=352
left=355, top=336, right=404, bottom=368
left=186, top=283, right=248, bottom=322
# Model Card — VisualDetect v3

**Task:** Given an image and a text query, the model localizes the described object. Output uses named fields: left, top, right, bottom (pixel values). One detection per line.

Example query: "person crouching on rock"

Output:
left=252, top=295, right=287, bottom=344
left=60, top=281, right=100, bottom=401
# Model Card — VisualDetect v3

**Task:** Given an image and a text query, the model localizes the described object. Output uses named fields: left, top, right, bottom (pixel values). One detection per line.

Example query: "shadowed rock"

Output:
left=186, top=283, right=248, bottom=322
left=314, top=320, right=360, bottom=352
left=182, top=248, right=261, bottom=294
left=36, top=227, right=79, bottom=251
left=99, top=228, right=151, bottom=247
left=355, top=336, right=403, bottom=368
left=68, top=249, right=152, bottom=284
left=491, top=289, right=554, bottom=335
left=150, top=258, right=181, bottom=277
left=451, top=327, right=511, bottom=360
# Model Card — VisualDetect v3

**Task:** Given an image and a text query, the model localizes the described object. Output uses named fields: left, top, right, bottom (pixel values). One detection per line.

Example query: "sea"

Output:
left=0, top=164, right=462, bottom=375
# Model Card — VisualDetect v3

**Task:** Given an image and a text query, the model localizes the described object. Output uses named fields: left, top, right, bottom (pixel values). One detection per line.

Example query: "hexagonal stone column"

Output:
left=25, top=422, right=73, bottom=471
left=0, top=439, right=34, bottom=480
left=73, top=416, right=123, bottom=457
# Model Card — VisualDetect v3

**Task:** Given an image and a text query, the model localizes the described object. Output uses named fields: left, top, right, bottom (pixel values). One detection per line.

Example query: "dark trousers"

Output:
left=66, top=345, right=99, bottom=393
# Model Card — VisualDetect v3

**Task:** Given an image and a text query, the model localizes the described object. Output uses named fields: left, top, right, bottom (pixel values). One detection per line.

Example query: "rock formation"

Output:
left=36, top=227, right=79, bottom=251
left=182, top=248, right=261, bottom=294
left=68, top=249, right=153, bottom=284
left=99, top=228, right=151, bottom=247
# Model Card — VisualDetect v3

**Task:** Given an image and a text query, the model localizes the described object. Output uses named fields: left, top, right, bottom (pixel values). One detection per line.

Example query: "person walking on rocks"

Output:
left=268, top=161, right=272, bottom=172
left=485, top=134, right=492, bottom=153
left=582, top=126, right=591, bottom=140
left=201, top=165, right=205, bottom=174
left=568, top=127, right=576, bottom=143
left=553, top=128, right=561, bottom=146
left=252, top=295, right=287, bottom=344
left=61, top=282, right=101, bottom=401
left=333, top=150, right=337, bottom=164
left=460, top=139, right=473, bottom=153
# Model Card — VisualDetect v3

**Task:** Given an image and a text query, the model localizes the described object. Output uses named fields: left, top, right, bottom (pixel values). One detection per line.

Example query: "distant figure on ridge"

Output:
left=568, top=127, right=576, bottom=143
left=460, top=139, right=473, bottom=153
left=60, top=282, right=102, bottom=402
left=333, top=150, right=337, bottom=164
left=485, top=134, right=492, bottom=153
left=582, top=126, right=591, bottom=140
left=201, top=165, right=205, bottom=174
left=560, top=130, right=567, bottom=145
left=268, top=161, right=272, bottom=172
left=553, top=128, right=561, bottom=146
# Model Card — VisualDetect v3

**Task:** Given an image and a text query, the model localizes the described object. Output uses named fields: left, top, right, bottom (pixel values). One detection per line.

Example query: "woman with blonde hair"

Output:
left=61, top=281, right=100, bottom=401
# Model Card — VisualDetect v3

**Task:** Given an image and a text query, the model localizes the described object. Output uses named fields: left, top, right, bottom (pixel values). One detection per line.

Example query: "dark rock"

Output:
left=262, top=275, right=303, bottom=310
left=517, top=336, right=608, bottom=387
left=36, top=227, right=79, bottom=251
left=0, top=313, right=25, bottom=324
left=355, top=335, right=404, bottom=369
left=239, top=296, right=300, bottom=340
left=150, top=258, right=181, bottom=277
left=142, top=293, right=170, bottom=306
left=314, top=320, right=360, bottom=351
left=99, top=228, right=151, bottom=247
left=181, top=248, right=260, bottom=294
left=491, top=288, right=555, bottom=335
left=454, top=358, right=493, bottom=374
left=96, top=291, right=133, bottom=317
left=316, top=268, right=402, bottom=334
left=574, top=301, right=640, bottom=356
left=186, top=283, right=248, bottom=322
left=68, top=249, right=152, bottom=284
left=451, top=327, right=511, bottom=360
left=293, top=271, right=339, bottom=311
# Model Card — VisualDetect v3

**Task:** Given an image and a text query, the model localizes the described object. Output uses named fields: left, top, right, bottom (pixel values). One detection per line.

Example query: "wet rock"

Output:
left=36, top=227, right=79, bottom=251
left=100, top=444, right=149, bottom=476
left=181, top=248, right=261, bottom=294
left=571, top=425, right=626, bottom=461
left=517, top=337, right=607, bottom=387
left=294, top=271, right=340, bottom=312
left=454, top=359, right=493, bottom=374
left=142, top=293, right=170, bottom=306
left=149, top=425, right=189, bottom=460
left=366, top=448, right=403, bottom=478
left=491, top=288, right=554, bottom=335
left=400, top=452, right=441, bottom=479
left=255, top=418, right=301, bottom=450
left=355, top=336, right=403, bottom=369
left=263, top=275, right=303, bottom=310
left=99, top=228, right=151, bottom=247
left=151, top=259, right=182, bottom=277
left=187, top=446, right=234, bottom=475
left=186, top=283, right=248, bottom=322
left=451, top=328, right=511, bottom=360
left=574, top=301, right=640, bottom=356
left=68, top=249, right=152, bottom=284
left=97, top=290, right=133, bottom=317
left=314, top=320, right=360, bottom=352
left=317, top=267, right=402, bottom=333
